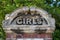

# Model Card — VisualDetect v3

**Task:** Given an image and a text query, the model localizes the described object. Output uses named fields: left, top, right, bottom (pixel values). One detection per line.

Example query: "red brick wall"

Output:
left=6, top=33, right=52, bottom=38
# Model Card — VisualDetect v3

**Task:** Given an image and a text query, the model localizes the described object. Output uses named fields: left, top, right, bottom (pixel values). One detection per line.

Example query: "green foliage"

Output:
left=0, top=0, right=60, bottom=40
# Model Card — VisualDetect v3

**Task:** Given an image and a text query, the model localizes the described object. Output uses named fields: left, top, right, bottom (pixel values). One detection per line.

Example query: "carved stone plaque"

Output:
left=2, top=7, right=55, bottom=40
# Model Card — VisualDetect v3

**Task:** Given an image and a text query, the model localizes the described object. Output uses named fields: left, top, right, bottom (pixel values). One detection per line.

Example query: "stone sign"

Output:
left=2, top=7, right=55, bottom=40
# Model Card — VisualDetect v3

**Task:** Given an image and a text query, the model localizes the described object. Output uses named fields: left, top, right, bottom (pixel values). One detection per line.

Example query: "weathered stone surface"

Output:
left=2, top=7, right=55, bottom=40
